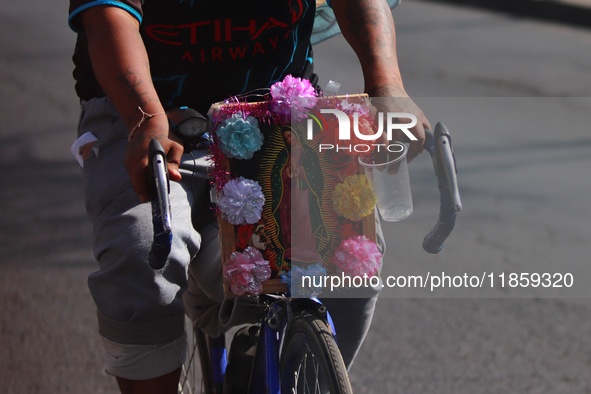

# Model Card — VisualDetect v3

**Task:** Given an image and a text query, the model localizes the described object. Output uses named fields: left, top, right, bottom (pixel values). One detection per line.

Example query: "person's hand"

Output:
left=124, top=117, right=183, bottom=202
left=368, top=84, right=431, bottom=162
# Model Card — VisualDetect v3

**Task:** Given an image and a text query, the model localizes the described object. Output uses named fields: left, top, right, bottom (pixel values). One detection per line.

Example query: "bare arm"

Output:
left=330, top=0, right=430, bottom=160
left=80, top=6, right=182, bottom=201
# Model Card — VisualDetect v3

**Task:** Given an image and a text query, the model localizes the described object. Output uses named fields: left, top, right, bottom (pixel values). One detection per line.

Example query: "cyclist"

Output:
left=68, top=0, right=430, bottom=392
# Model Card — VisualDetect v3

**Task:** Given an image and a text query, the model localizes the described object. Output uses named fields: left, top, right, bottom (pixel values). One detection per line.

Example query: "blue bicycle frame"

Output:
left=200, top=296, right=337, bottom=394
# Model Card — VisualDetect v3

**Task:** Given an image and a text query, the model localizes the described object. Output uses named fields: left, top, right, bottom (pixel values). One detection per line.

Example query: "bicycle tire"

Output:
left=280, top=313, right=352, bottom=394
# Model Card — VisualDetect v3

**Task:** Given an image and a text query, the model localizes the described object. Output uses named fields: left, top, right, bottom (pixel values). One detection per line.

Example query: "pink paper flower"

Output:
left=332, top=235, right=382, bottom=277
left=270, top=75, right=318, bottom=122
left=224, top=247, right=272, bottom=296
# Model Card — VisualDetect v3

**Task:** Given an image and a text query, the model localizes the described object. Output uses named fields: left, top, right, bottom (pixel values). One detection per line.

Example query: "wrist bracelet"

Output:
left=128, top=106, right=166, bottom=142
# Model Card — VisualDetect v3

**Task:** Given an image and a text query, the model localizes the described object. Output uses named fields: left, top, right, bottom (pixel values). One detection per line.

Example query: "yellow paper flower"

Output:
left=332, top=174, right=377, bottom=221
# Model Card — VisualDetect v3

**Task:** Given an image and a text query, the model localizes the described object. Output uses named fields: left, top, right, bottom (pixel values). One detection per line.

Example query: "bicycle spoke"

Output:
left=281, top=314, right=352, bottom=394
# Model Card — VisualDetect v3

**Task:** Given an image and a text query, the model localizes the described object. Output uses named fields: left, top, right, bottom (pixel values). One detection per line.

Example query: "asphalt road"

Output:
left=1, top=0, right=591, bottom=393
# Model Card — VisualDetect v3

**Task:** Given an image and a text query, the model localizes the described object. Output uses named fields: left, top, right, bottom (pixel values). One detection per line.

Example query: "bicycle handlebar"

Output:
left=421, top=123, right=462, bottom=254
left=148, top=139, right=172, bottom=269
left=147, top=121, right=462, bottom=270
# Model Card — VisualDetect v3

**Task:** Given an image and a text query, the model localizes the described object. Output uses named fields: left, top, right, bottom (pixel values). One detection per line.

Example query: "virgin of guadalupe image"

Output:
left=258, top=126, right=327, bottom=271
left=283, top=129, right=324, bottom=264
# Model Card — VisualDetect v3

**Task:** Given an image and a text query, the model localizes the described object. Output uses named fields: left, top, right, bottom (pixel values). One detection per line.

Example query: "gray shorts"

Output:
left=76, top=97, right=381, bottom=380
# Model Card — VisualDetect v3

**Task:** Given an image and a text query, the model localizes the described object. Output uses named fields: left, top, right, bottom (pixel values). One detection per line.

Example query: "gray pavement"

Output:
left=1, top=0, right=591, bottom=393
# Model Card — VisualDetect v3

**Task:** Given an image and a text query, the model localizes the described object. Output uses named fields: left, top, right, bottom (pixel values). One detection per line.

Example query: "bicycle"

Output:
left=149, top=136, right=353, bottom=393
left=148, top=118, right=462, bottom=394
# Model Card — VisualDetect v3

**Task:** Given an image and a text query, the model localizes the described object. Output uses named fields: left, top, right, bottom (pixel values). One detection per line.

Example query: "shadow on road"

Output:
left=419, top=0, right=591, bottom=29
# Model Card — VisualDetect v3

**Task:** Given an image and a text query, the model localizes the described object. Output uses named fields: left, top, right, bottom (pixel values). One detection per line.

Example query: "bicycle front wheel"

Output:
left=280, top=313, right=352, bottom=394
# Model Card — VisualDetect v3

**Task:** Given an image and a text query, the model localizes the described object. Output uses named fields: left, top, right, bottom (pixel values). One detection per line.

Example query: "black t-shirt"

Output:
left=69, top=0, right=316, bottom=114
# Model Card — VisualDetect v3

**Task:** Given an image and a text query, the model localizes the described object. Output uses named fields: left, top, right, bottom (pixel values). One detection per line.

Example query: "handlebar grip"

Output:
left=422, top=123, right=462, bottom=254
left=148, top=139, right=172, bottom=269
